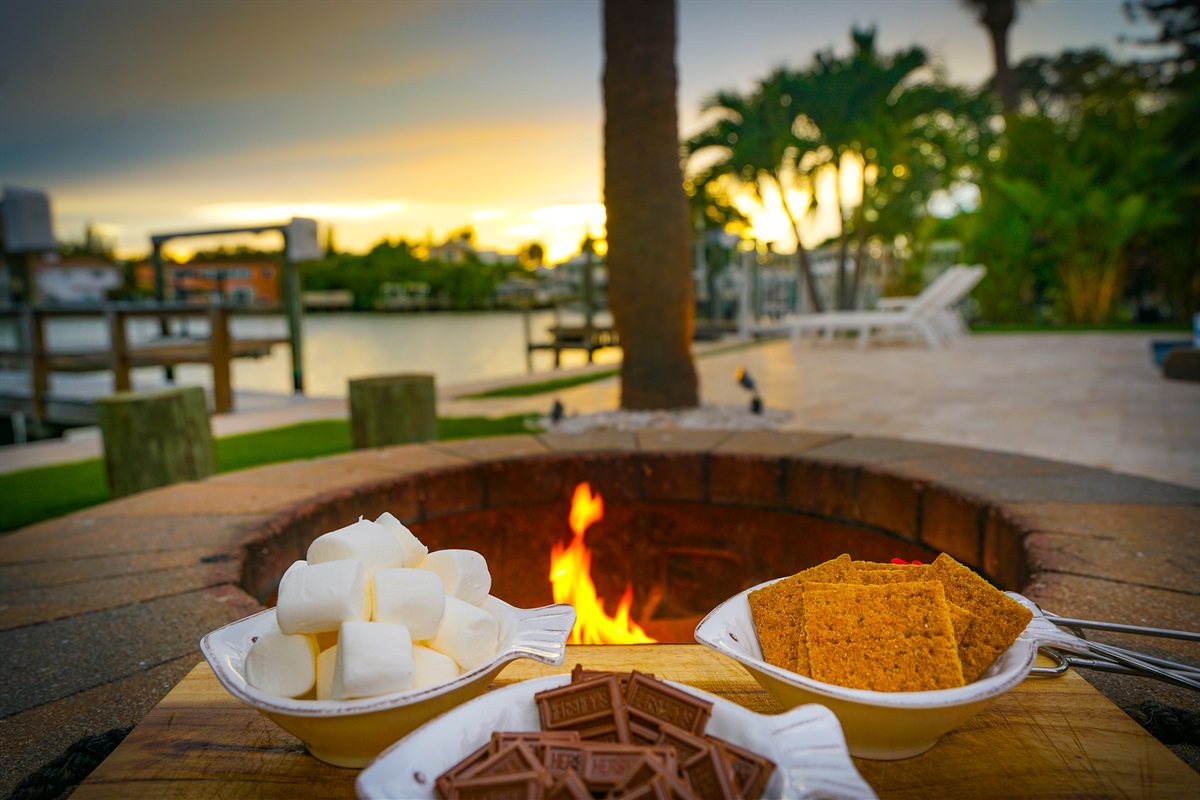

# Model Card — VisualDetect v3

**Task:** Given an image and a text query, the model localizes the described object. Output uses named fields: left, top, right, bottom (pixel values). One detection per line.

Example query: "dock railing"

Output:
left=0, top=303, right=289, bottom=424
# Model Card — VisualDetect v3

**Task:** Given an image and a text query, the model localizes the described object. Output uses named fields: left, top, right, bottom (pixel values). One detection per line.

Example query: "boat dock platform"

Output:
left=0, top=304, right=291, bottom=428
left=526, top=324, right=619, bottom=367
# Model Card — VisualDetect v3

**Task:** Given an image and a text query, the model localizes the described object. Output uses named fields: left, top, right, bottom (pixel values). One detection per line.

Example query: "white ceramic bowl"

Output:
left=356, top=674, right=878, bottom=800
left=693, top=581, right=1083, bottom=760
left=200, top=600, right=575, bottom=767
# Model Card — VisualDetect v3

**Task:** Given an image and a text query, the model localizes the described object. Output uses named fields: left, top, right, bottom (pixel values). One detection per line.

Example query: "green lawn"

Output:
left=0, top=414, right=539, bottom=534
left=458, top=369, right=619, bottom=399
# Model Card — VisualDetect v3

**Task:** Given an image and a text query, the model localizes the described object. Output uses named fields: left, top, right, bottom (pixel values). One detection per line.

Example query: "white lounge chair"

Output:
left=875, top=265, right=986, bottom=342
left=784, top=264, right=985, bottom=350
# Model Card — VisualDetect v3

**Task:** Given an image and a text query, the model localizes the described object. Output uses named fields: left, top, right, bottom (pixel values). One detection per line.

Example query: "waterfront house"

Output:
left=33, top=255, right=123, bottom=304
left=133, top=260, right=281, bottom=305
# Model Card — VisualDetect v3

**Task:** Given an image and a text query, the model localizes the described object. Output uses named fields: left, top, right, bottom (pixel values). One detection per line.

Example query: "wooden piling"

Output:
left=23, top=309, right=49, bottom=421
left=348, top=373, right=437, bottom=449
left=95, top=386, right=215, bottom=497
left=106, top=309, right=132, bottom=392
left=208, top=307, right=232, bottom=413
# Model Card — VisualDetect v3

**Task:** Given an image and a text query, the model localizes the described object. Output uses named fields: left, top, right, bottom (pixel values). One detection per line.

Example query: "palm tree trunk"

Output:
left=773, top=173, right=825, bottom=312
left=977, top=0, right=1018, bottom=113
left=849, top=168, right=868, bottom=308
left=834, top=165, right=850, bottom=309
left=987, top=22, right=1017, bottom=113
left=604, top=0, right=698, bottom=409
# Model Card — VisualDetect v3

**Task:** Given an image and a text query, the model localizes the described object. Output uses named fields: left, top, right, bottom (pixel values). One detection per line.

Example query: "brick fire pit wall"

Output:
left=1, top=430, right=1198, bottom=793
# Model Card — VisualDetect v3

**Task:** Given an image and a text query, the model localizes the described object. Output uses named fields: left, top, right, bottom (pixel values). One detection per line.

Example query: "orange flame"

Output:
left=549, top=482, right=656, bottom=644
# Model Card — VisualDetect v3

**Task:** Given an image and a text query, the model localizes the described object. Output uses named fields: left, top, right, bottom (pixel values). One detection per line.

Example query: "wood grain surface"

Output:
left=75, top=644, right=1199, bottom=799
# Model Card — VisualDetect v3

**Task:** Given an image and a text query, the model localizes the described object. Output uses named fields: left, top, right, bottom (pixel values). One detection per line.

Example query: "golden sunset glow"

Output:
left=838, top=151, right=867, bottom=210
left=198, top=200, right=407, bottom=222
left=468, top=209, right=510, bottom=222
left=549, top=483, right=656, bottom=645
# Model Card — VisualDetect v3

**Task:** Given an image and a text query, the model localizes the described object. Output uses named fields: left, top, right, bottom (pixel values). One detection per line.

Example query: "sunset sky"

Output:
left=0, top=0, right=1161, bottom=263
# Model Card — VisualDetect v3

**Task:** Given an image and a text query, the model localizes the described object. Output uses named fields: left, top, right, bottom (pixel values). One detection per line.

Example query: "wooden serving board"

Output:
left=74, top=644, right=1199, bottom=799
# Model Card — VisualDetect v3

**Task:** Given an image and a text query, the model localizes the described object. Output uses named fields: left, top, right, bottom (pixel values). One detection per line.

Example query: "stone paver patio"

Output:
left=453, top=332, right=1197, bottom=490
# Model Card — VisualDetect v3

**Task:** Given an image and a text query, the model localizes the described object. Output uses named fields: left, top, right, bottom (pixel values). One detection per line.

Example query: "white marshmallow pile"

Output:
left=244, top=513, right=502, bottom=701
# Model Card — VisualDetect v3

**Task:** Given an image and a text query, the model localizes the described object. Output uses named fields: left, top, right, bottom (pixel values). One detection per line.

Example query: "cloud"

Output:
left=0, top=1, right=441, bottom=120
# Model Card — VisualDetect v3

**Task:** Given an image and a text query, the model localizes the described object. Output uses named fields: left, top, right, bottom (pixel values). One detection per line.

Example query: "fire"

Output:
left=549, top=483, right=656, bottom=644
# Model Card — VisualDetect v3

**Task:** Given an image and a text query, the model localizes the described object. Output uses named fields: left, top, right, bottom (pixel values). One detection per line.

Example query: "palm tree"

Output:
left=686, top=171, right=749, bottom=321
left=603, top=0, right=698, bottom=409
left=960, top=0, right=1020, bottom=112
left=686, top=69, right=826, bottom=311
left=802, top=27, right=930, bottom=307
left=519, top=241, right=545, bottom=270
left=866, top=84, right=998, bottom=289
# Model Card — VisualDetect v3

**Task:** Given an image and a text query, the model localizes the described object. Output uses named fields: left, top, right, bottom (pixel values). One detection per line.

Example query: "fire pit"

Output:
left=239, top=431, right=1004, bottom=644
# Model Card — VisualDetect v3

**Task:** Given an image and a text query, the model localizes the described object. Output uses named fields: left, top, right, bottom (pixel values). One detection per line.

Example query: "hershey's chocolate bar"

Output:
left=535, top=674, right=631, bottom=743
left=625, top=671, right=712, bottom=744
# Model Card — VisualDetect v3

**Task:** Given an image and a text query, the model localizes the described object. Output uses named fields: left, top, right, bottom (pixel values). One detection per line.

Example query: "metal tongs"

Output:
left=1030, top=608, right=1200, bottom=691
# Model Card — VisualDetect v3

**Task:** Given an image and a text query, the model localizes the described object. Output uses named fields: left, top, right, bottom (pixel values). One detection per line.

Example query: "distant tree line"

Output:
left=302, top=239, right=526, bottom=310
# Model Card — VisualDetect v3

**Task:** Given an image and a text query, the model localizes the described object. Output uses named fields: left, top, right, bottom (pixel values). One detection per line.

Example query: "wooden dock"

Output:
left=527, top=324, right=619, bottom=367
left=0, top=304, right=290, bottom=427
left=524, top=316, right=741, bottom=369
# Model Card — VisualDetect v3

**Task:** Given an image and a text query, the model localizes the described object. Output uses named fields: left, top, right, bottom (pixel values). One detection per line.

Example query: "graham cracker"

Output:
left=931, top=553, right=1032, bottom=682
left=947, top=601, right=975, bottom=642
left=852, top=560, right=917, bottom=570
left=857, top=564, right=936, bottom=584
left=807, top=638, right=967, bottom=692
left=747, top=554, right=859, bottom=675
left=801, top=581, right=965, bottom=691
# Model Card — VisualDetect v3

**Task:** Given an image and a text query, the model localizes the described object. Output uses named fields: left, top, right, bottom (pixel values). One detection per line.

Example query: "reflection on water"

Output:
left=0, top=310, right=622, bottom=398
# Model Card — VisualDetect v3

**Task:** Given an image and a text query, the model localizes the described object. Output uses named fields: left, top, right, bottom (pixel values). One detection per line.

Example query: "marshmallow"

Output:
left=372, top=567, right=445, bottom=640
left=244, top=631, right=318, bottom=699
left=334, top=621, right=415, bottom=700
left=412, top=645, right=460, bottom=689
left=375, top=512, right=429, bottom=566
left=276, top=559, right=371, bottom=635
left=315, top=644, right=338, bottom=701
left=482, top=595, right=516, bottom=651
left=306, top=519, right=405, bottom=574
left=418, top=549, right=492, bottom=606
left=429, top=596, right=498, bottom=671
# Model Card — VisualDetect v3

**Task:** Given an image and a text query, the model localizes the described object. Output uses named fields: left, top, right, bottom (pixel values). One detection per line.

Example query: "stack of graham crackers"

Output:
left=748, top=553, right=1033, bottom=692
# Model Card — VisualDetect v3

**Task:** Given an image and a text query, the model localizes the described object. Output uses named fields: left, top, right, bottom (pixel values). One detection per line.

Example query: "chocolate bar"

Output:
left=540, top=742, right=584, bottom=779
left=468, top=742, right=544, bottom=779
left=708, top=735, right=775, bottom=799
left=613, top=774, right=674, bottom=799
left=491, top=730, right=581, bottom=763
left=577, top=743, right=675, bottom=793
left=546, top=769, right=590, bottom=800
left=570, top=664, right=654, bottom=693
left=436, top=742, right=492, bottom=800
left=655, top=723, right=710, bottom=764
left=609, top=752, right=697, bottom=800
left=445, top=769, right=551, bottom=800
left=535, top=673, right=631, bottom=743
left=625, top=671, right=712, bottom=744
left=682, top=743, right=740, bottom=800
